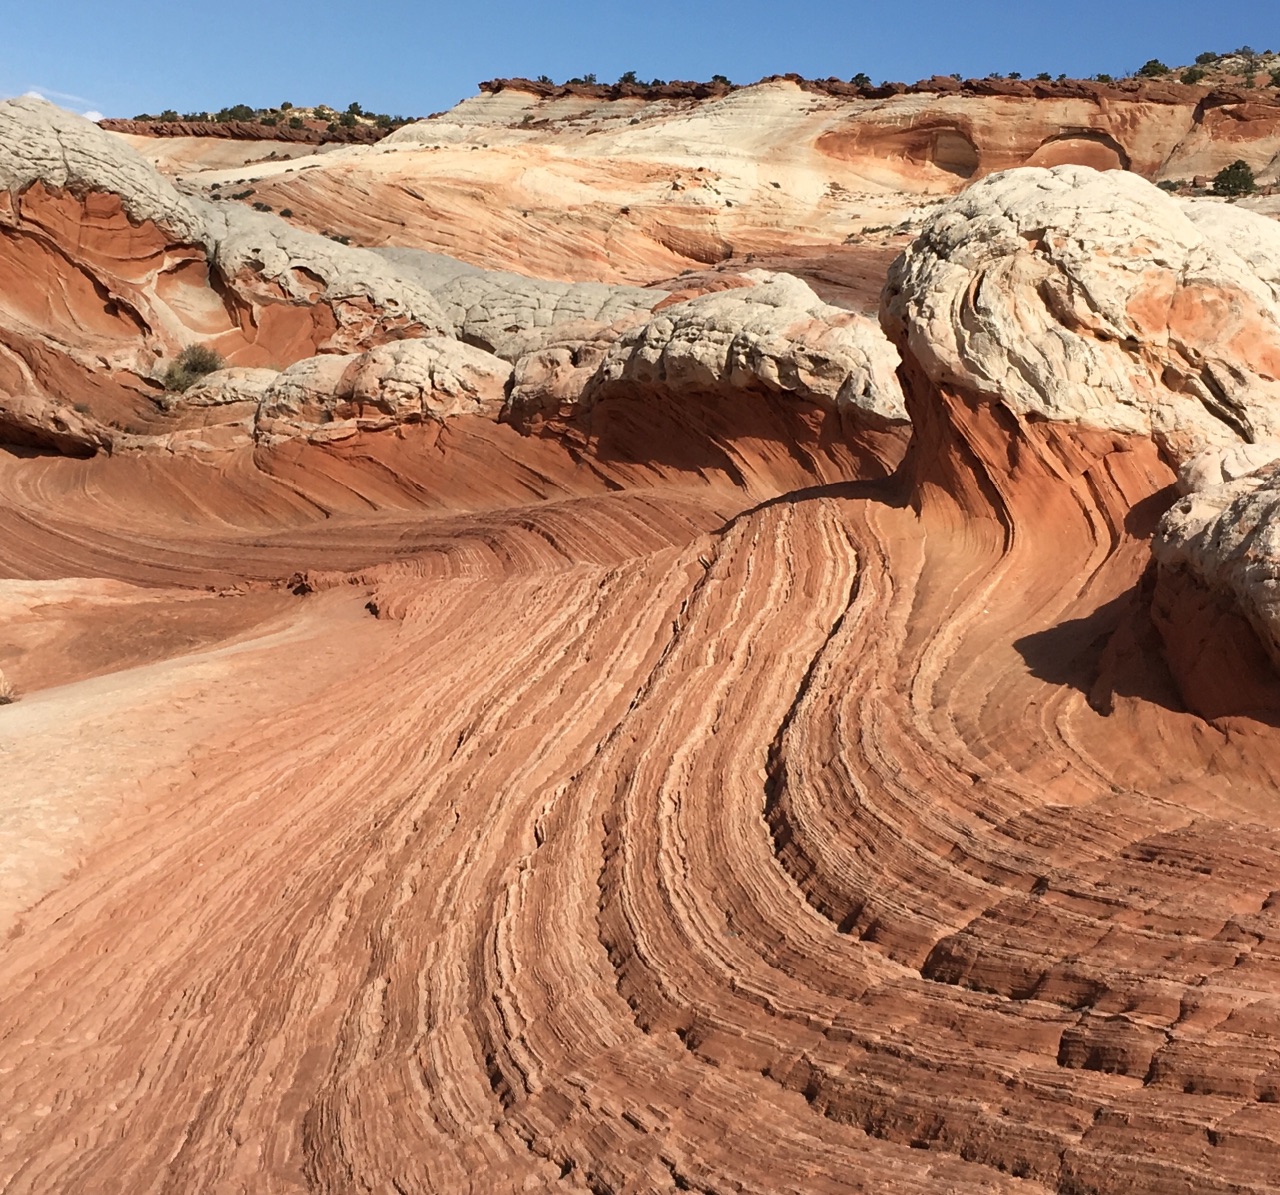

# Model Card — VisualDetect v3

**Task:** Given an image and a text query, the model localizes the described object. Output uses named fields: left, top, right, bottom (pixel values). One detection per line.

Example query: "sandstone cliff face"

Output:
left=0, top=96, right=905, bottom=467
left=583, top=271, right=905, bottom=424
left=882, top=165, right=1280, bottom=462
left=424, top=78, right=1280, bottom=188
left=0, top=98, right=449, bottom=425
left=1, top=96, right=203, bottom=237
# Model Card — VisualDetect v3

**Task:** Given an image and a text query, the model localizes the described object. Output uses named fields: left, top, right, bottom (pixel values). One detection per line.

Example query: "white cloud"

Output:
left=82, top=110, right=104, bottom=122
left=26, top=85, right=93, bottom=105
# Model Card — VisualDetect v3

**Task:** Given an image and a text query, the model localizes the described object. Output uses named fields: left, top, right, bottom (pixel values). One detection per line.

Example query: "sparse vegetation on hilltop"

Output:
left=128, top=102, right=413, bottom=131
left=485, top=48, right=1280, bottom=102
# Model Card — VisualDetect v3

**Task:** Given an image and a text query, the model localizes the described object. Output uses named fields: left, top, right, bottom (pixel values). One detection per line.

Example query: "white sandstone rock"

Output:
left=195, top=203, right=452, bottom=341
left=431, top=272, right=661, bottom=361
left=589, top=271, right=906, bottom=424
left=1154, top=462, right=1280, bottom=670
left=1177, top=440, right=1280, bottom=496
left=256, top=355, right=358, bottom=426
left=882, top=165, right=1280, bottom=462
left=342, top=338, right=512, bottom=419
left=171, top=367, right=280, bottom=409
left=0, top=96, right=202, bottom=239
left=255, top=339, right=511, bottom=441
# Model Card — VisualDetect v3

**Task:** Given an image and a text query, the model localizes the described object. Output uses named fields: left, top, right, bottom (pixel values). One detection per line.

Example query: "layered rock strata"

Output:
left=3, top=112, right=1280, bottom=1195
left=882, top=164, right=1280, bottom=717
left=169, top=77, right=1280, bottom=302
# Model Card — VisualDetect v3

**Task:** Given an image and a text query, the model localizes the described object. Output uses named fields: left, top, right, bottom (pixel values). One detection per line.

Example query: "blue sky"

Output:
left=2, top=0, right=1276, bottom=120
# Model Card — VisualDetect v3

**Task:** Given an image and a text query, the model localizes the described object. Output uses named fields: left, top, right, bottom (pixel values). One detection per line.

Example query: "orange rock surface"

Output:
left=130, top=79, right=1280, bottom=288
left=4, top=95, right=1280, bottom=1195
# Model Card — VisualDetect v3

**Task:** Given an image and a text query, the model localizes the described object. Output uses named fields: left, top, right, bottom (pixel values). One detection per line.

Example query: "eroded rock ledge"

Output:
left=882, top=162, right=1280, bottom=715
left=0, top=96, right=906, bottom=470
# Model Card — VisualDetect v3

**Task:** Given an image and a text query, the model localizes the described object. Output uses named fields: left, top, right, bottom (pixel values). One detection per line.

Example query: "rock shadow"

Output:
left=1013, top=576, right=1187, bottom=717
left=1016, top=568, right=1280, bottom=728
left=568, top=381, right=910, bottom=489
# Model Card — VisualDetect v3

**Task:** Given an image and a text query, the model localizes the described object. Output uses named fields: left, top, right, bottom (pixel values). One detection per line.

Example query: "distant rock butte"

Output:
left=100, top=117, right=389, bottom=145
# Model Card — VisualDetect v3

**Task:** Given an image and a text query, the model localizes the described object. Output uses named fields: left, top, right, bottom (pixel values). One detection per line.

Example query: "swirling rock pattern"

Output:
left=163, top=79, right=1280, bottom=295
left=4, top=124, right=1280, bottom=1195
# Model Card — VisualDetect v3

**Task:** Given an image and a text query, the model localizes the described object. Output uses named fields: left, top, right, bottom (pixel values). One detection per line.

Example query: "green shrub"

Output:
left=1137, top=59, right=1170, bottom=77
left=289, top=116, right=304, bottom=129
left=1271, top=69, right=1280, bottom=88
left=1195, top=51, right=1219, bottom=65
left=1094, top=73, right=1113, bottom=83
left=1181, top=67, right=1207, bottom=84
left=163, top=344, right=225, bottom=393
left=1212, top=159, right=1257, bottom=197
left=850, top=72, right=871, bottom=87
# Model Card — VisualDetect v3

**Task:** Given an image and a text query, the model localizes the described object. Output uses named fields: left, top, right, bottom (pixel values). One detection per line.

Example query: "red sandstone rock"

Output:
left=4, top=89, right=1280, bottom=1195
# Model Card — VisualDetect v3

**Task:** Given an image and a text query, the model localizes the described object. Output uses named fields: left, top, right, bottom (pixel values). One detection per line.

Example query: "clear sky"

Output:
left=2, top=0, right=1276, bottom=121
